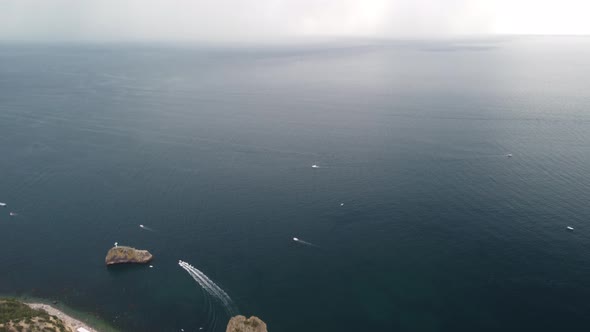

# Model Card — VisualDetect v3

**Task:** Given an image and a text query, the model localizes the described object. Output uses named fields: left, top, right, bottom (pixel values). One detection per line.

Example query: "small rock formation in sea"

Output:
left=105, top=246, right=153, bottom=265
left=226, top=315, right=267, bottom=332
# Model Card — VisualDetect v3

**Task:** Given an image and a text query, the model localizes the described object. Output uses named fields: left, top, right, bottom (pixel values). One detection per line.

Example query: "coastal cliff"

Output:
left=0, top=298, right=72, bottom=332
left=226, top=315, right=267, bottom=332
left=105, top=246, right=152, bottom=265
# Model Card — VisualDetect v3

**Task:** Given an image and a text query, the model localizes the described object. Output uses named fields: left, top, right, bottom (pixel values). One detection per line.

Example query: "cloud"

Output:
left=0, top=0, right=588, bottom=42
left=491, top=0, right=590, bottom=35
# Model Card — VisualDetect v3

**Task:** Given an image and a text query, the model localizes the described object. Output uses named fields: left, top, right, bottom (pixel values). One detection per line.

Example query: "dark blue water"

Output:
left=2, top=37, right=590, bottom=332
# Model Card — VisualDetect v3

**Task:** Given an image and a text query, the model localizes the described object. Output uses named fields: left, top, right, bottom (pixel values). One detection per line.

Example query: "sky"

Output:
left=0, top=0, right=589, bottom=42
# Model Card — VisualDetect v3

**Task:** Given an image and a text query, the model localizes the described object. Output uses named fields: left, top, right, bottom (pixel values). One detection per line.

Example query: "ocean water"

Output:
left=1, top=37, right=590, bottom=332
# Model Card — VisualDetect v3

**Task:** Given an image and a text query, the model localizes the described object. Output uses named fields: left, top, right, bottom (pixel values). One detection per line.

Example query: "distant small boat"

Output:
left=311, top=164, right=319, bottom=168
left=0, top=202, right=6, bottom=207
left=506, top=154, right=513, bottom=158
left=9, top=212, right=16, bottom=217
left=340, top=203, right=344, bottom=206
left=567, top=226, right=574, bottom=231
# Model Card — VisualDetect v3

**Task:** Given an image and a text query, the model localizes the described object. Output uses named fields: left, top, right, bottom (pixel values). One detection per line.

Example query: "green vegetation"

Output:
left=0, top=299, right=68, bottom=332
left=0, top=299, right=48, bottom=324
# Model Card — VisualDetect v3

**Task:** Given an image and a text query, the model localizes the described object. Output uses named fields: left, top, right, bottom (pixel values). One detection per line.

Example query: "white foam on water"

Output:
left=139, top=224, right=155, bottom=231
left=178, top=260, right=238, bottom=316
left=293, top=237, right=318, bottom=247
left=179, top=261, right=237, bottom=315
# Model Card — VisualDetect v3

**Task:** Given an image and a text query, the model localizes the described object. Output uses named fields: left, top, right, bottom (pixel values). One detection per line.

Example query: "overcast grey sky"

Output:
left=0, top=0, right=588, bottom=42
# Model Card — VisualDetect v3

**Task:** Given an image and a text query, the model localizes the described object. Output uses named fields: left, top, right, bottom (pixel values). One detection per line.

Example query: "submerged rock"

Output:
left=226, top=315, right=267, bottom=332
left=105, top=246, right=153, bottom=265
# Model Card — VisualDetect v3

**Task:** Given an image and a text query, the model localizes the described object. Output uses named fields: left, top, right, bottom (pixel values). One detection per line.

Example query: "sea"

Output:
left=1, top=36, right=590, bottom=332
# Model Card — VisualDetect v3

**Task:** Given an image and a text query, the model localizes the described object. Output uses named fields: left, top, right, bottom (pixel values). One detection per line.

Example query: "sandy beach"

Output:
left=26, top=302, right=98, bottom=332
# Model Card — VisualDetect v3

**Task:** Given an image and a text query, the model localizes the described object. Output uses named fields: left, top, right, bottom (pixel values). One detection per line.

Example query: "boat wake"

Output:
left=293, top=237, right=319, bottom=247
left=139, top=224, right=155, bottom=232
left=178, top=260, right=239, bottom=317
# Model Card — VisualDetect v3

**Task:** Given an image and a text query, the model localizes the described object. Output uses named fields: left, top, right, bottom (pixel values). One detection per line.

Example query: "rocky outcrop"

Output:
left=105, top=246, right=153, bottom=265
left=226, top=315, right=267, bottom=332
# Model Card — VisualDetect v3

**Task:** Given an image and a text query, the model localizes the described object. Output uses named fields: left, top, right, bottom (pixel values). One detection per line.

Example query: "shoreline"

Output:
left=1, top=294, right=120, bottom=332
left=26, top=302, right=99, bottom=332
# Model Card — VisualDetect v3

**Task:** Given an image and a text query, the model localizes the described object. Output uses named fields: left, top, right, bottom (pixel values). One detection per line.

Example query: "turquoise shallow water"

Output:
left=1, top=37, right=590, bottom=332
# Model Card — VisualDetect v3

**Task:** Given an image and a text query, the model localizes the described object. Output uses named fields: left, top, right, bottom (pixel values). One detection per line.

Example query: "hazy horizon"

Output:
left=1, top=0, right=590, bottom=43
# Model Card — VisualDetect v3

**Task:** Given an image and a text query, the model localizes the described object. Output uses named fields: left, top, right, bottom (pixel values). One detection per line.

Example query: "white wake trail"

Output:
left=179, top=260, right=238, bottom=316
left=180, top=262, right=237, bottom=315
left=184, top=265, right=227, bottom=305
left=139, top=224, right=155, bottom=231
left=293, top=237, right=319, bottom=247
